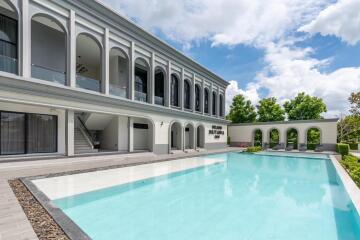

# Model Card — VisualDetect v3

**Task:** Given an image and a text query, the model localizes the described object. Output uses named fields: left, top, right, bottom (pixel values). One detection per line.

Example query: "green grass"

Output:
left=245, top=146, right=262, bottom=153
left=340, top=155, right=360, bottom=187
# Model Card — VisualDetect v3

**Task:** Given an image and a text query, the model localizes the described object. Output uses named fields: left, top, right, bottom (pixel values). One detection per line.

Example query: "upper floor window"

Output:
left=171, top=74, right=179, bottom=107
left=195, top=84, right=201, bottom=112
left=219, top=94, right=224, bottom=117
left=204, top=88, right=209, bottom=114
left=134, top=58, right=150, bottom=103
left=212, top=91, right=217, bottom=115
left=109, top=47, right=128, bottom=98
left=0, top=2, right=18, bottom=74
left=184, top=79, right=191, bottom=109
left=154, top=67, right=165, bottom=106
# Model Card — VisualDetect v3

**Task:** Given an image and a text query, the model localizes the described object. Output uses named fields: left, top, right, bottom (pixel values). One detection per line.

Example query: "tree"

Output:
left=227, top=94, right=256, bottom=123
left=338, top=114, right=360, bottom=143
left=349, top=91, right=360, bottom=116
left=283, top=92, right=327, bottom=120
left=256, top=97, right=285, bottom=122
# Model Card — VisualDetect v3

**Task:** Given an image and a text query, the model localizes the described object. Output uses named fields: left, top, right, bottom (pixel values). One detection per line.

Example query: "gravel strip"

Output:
left=9, top=179, right=69, bottom=240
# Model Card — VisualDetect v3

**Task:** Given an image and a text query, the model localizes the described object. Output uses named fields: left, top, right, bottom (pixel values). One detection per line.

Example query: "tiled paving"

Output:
left=0, top=148, right=242, bottom=240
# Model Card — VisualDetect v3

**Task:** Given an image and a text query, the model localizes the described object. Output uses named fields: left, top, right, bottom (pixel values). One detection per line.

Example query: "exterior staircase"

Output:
left=74, top=127, right=98, bottom=154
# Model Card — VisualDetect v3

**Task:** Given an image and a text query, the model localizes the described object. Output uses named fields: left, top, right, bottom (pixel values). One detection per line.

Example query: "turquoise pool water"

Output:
left=53, top=152, right=360, bottom=240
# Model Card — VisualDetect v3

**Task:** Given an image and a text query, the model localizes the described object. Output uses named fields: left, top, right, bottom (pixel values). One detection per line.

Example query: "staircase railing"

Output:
left=76, top=116, right=96, bottom=149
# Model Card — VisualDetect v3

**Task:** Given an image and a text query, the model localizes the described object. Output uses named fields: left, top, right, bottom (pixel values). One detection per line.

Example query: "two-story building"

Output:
left=0, top=0, right=229, bottom=157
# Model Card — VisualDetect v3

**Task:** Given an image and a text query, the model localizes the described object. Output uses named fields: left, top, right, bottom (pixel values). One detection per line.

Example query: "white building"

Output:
left=0, top=0, right=229, bottom=157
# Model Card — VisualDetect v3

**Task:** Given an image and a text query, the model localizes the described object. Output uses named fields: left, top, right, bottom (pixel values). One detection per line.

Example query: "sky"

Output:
left=100, top=0, right=360, bottom=117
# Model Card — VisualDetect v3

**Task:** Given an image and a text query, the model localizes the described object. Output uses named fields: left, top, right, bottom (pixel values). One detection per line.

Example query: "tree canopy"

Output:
left=283, top=92, right=327, bottom=120
left=349, top=91, right=360, bottom=116
left=256, top=97, right=285, bottom=122
left=227, top=94, right=256, bottom=123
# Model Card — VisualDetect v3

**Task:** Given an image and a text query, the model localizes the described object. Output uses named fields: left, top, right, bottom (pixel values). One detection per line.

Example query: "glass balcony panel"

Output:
left=31, top=64, right=66, bottom=85
left=0, top=54, right=17, bottom=74
left=76, top=75, right=100, bottom=92
left=135, top=91, right=147, bottom=102
left=110, top=84, right=127, bottom=98
left=155, top=96, right=164, bottom=106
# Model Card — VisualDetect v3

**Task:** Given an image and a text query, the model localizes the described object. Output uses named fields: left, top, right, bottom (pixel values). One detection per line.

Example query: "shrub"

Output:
left=307, top=143, right=317, bottom=150
left=336, top=143, right=350, bottom=156
left=340, top=155, right=360, bottom=187
left=347, top=143, right=359, bottom=150
left=246, top=146, right=262, bottom=153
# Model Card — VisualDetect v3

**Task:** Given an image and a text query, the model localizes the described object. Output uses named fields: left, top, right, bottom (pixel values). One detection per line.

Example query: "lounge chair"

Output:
left=299, top=144, right=307, bottom=151
left=272, top=144, right=282, bottom=150
left=315, top=144, right=324, bottom=152
left=286, top=143, right=294, bottom=151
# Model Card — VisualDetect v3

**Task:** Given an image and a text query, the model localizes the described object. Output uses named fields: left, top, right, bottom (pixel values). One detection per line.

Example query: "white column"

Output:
left=129, top=41, right=135, bottom=100
left=21, top=0, right=30, bottom=78
left=191, top=73, right=195, bottom=112
left=68, top=10, right=76, bottom=87
left=102, top=28, right=109, bottom=94
left=66, top=110, right=74, bottom=156
left=166, top=60, right=171, bottom=107
left=128, top=117, right=134, bottom=152
left=201, top=79, right=205, bottom=114
left=180, top=68, right=184, bottom=110
left=150, top=52, right=155, bottom=104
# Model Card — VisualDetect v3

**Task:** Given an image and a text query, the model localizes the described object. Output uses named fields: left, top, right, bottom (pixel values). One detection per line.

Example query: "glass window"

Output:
left=171, top=74, right=179, bottom=107
left=184, top=80, right=191, bottom=109
left=0, top=14, right=18, bottom=74
left=1, top=112, right=25, bottom=155
left=195, top=85, right=200, bottom=112
left=27, top=114, right=57, bottom=153
left=204, top=89, right=209, bottom=114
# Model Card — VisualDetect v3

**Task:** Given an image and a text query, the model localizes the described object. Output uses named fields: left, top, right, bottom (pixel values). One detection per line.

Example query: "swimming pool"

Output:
left=52, top=152, right=360, bottom=240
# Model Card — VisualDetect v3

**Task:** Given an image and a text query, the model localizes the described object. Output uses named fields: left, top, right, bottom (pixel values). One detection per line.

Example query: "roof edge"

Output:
left=229, top=118, right=339, bottom=126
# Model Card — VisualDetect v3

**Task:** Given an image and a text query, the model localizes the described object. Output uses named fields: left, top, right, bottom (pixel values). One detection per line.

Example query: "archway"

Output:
left=171, top=73, right=179, bottom=107
left=154, top=67, right=165, bottom=105
left=184, top=123, right=194, bottom=149
left=307, top=127, right=321, bottom=150
left=286, top=128, right=298, bottom=149
left=109, top=47, right=128, bottom=98
left=170, top=122, right=182, bottom=150
left=269, top=128, right=280, bottom=148
left=0, top=0, right=18, bottom=74
left=253, top=129, right=262, bottom=147
left=133, top=117, right=154, bottom=152
left=184, top=79, right=191, bottom=109
left=134, top=57, right=150, bottom=103
left=196, top=124, right=205, bottom=148
left=76, top=33, right=102, bottom=92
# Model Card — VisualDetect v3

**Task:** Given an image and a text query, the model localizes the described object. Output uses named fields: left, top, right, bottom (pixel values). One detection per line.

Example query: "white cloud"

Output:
left=225, top=81, right=260, bottom=113
left=299, top=0, right=360, bottom=45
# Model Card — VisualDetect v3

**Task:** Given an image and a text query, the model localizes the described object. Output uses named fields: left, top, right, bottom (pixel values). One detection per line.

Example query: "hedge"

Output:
left=307, top=143, right=317, bottom=150
left=246, top=146, right=262, bottom=153
left=340, top=155, right=360, bottom=187
left=347, top=143, right=359, bottom=150
left=336, top=143, right=350, bottom=156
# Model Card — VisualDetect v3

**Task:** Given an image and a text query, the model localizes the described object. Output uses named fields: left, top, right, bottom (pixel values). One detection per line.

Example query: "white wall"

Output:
left=100, top=117, right=118, bottom=150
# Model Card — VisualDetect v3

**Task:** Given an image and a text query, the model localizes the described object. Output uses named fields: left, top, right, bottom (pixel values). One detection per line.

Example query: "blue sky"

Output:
left=101, top=0, right=360, bottom=117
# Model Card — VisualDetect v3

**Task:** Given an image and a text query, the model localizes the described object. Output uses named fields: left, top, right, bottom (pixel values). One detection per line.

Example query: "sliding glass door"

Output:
left=0, top=111, right=57, bottom=155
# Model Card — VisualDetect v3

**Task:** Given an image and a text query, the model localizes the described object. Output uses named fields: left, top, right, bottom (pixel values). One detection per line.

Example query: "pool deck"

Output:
left=0, top=147, right=242, bottom=240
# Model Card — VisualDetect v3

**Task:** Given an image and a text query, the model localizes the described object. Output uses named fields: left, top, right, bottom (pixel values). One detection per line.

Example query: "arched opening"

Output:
left=76, top=33, right=102, bottom=92
left=109, top=47, right=128, bottom=98
left=134, top=58, right=150, bottom=103
left=269, top=128, right=280, bottom=148
left=31, top=14, right=66, bottom=85
left=196, top=125, right=205, bottom=148
left=154, top=67, right=165, bottom=105
left=170, top=122, right=182, bottom=150
left=195, top=84, right=201, bottom=112
left=0, top=0, right=18, bottom=74
left=219, top=94, right=224, bottom=117
left=307, top=127, right=321, bottom=150
left=204, top=88, right=209, bottom=114
left=184, top=79, right=191, bottom=109
left=286, top=128, right=298, bottom=149
left=253, top=129, right=262, bottom=147
left=171, top=73, right=179, bottom=107
left=133, top=117, right=154, bottom=152
left=212, top=91, right=217, bottom=115
left=184, top=123, right=194, bottom=149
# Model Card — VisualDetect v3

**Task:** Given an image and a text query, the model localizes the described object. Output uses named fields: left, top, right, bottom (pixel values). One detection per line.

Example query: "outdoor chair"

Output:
left=299, top=144, right=307, bottom=151
left=272, top=144, right=282, bottom=150
left=286, top=143, right=294, bottom=151
left=315, top=144, right=324, bottom=152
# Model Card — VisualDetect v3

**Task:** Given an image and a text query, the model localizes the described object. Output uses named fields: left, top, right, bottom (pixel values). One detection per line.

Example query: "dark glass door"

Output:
left=27, top=114, right=57, bottom=153
left=0, top=112, right=25, bottom=155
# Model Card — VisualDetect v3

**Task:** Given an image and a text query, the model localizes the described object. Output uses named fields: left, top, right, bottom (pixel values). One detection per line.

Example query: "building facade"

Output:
left=0, top=0, right=229, bottom=156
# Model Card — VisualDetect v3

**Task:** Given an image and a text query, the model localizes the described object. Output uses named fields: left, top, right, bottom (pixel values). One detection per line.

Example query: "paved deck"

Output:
left=0, top=147, right=242, bottom=240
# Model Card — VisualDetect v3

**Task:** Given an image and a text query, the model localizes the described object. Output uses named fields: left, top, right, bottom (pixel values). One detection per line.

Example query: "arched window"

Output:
left=76, top=34, right=102, bottom=92
left=31, top=15, right=67, bottom=85
left=184, top=79, right=191, bottom=109
left=307, top=128, right=321, bottom=150
left=0, top=1, right=18, bottom=74
left=154, top=67, right=165, bottom=105
left=134, top=58, right=149, bottom=103
left=204, top=88, right=209, bottom=114
left=253, top=129, right=262, bottom=147
left=109, top=48, right=128, bottom=98
left=286, top=128, right=298, bottom=149
left=269, top=128, right=280, bottom=148
left=171, top=74, right=179, bottom=107
left=195, top=84, right=201, bottom=112
left=212, top=91, right=217, bottom=115
left=219, top=94, right=224, bottom=116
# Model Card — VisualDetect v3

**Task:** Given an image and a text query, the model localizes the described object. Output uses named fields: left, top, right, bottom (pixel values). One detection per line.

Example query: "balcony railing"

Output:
left=0, top=54, right=17, bottom=74
left=110, top=84, right=127, bottom=98
left=76, top=74, right=100, bottom=92
left=135, top=91, right=147, bottom=102
left=155, top=96, right=164, bottom=105
left=31, top=64, right=66, bottom=85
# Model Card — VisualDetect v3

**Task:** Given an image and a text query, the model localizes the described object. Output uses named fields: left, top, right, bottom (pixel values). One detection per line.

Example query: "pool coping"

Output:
left=19, top=151, right=360, bottom=240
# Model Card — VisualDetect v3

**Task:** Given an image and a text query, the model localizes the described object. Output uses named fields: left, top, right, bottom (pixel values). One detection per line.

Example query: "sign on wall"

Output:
left=209, top=125, right=225, bottom=139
